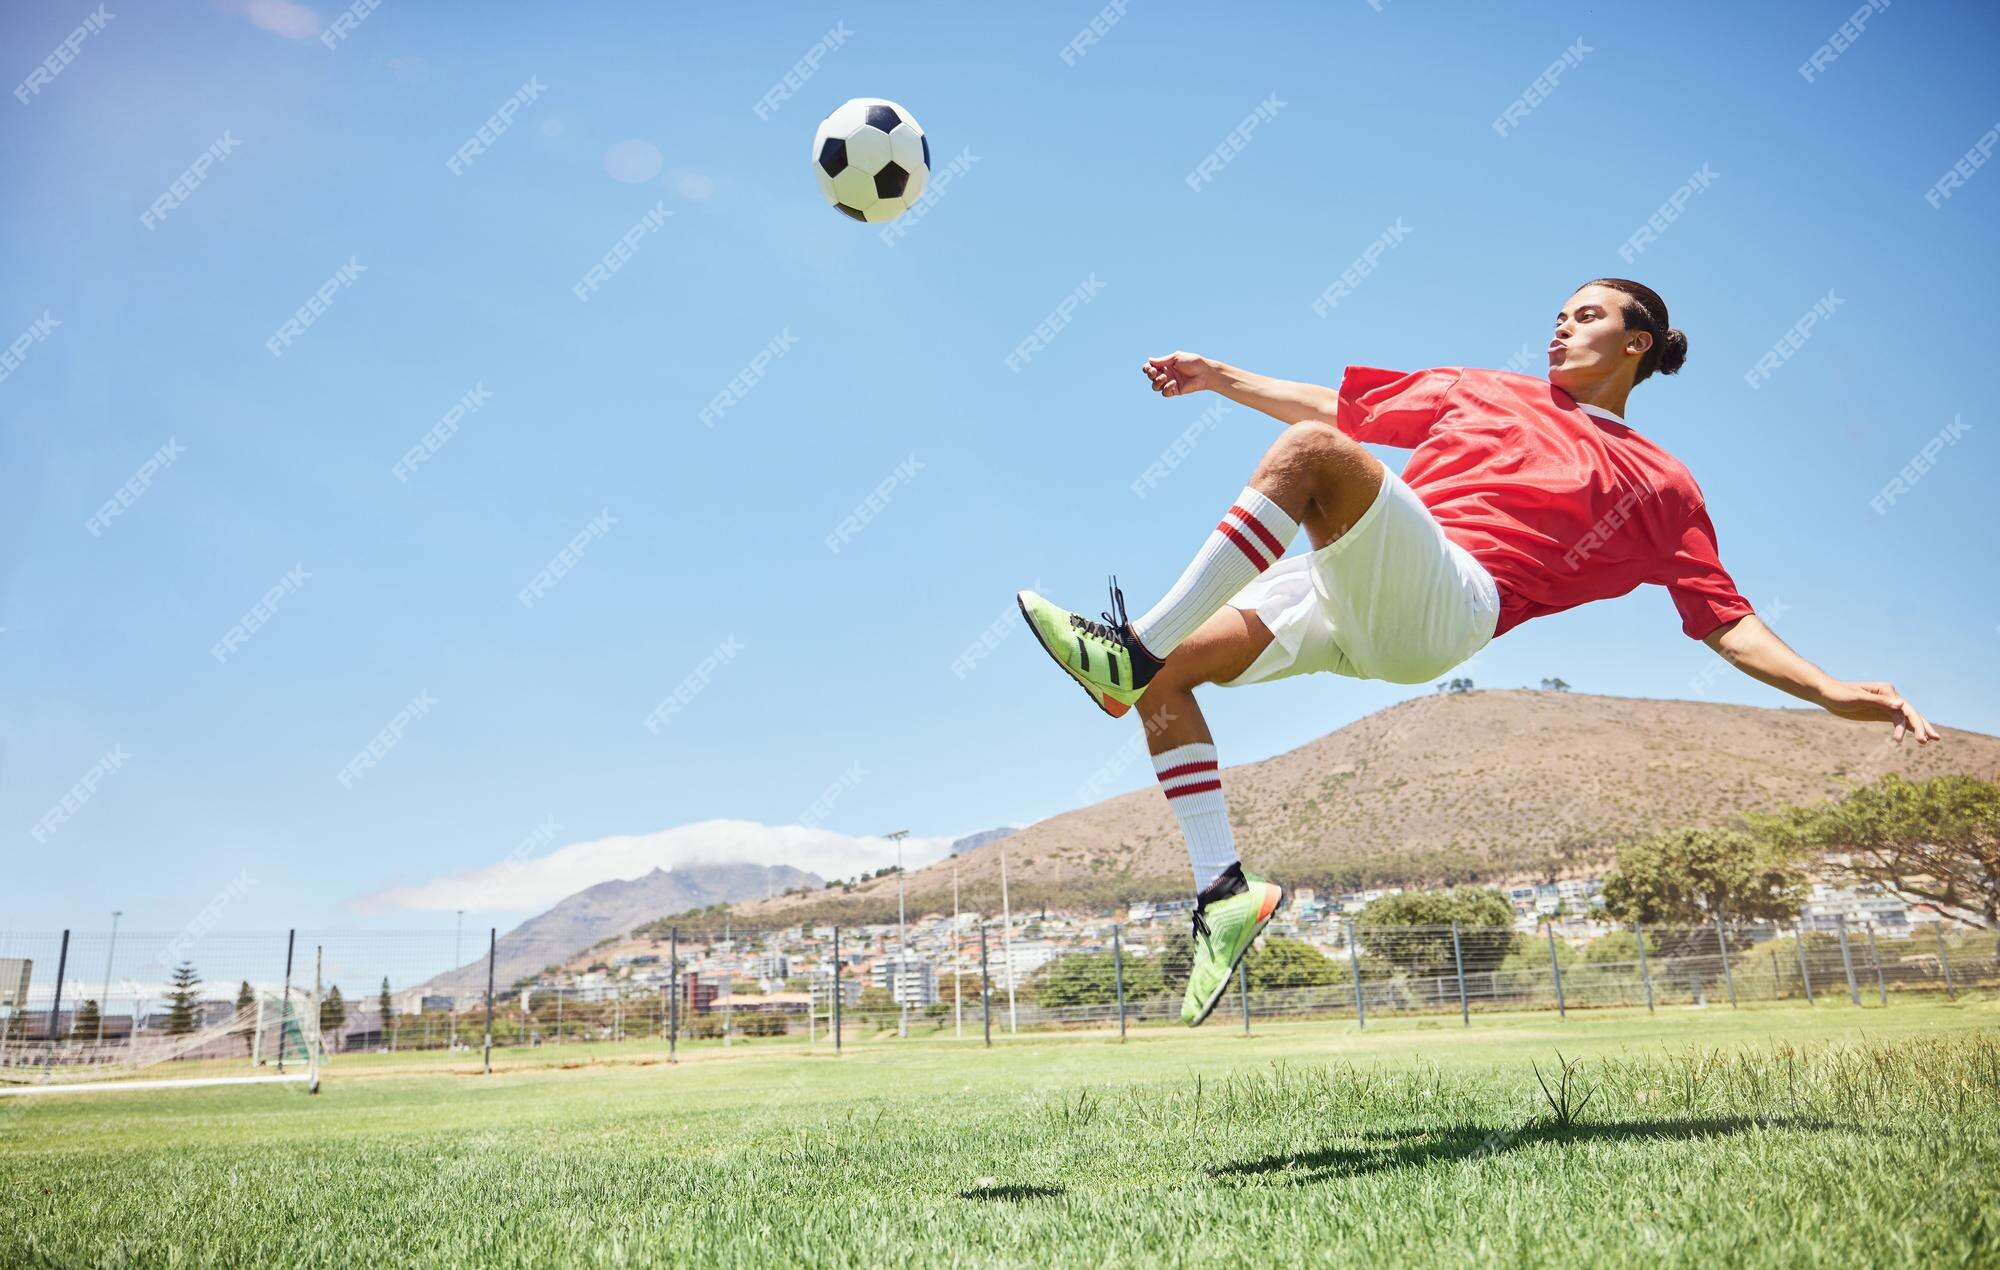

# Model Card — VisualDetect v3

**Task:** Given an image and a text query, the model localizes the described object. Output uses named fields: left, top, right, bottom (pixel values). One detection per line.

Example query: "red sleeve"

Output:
left=1660, top=502, right=1755, bottom=639
left=1335, top=366, right=1461, bottom=448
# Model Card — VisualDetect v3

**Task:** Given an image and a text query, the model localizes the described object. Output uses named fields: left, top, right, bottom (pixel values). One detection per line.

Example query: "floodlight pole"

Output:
left=482, top=928, right=496, bottom=1075
left=97, top=911, right=121, bottom=1046
left=886, top=830, right=910, bottom=1039
left=999, top=845, right=1018, bottom=1034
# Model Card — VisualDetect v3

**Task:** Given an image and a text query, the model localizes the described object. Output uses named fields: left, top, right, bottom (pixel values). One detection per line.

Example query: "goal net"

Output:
left=0, top=982, right=324, bottom=1097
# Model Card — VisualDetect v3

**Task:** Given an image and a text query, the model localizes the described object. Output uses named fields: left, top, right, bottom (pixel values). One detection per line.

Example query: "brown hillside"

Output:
left=735, top=690, right=1999, bottom=927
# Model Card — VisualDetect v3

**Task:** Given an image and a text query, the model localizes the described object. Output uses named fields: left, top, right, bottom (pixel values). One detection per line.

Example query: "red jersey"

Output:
left=1335, top=366, right=1753, bottom=639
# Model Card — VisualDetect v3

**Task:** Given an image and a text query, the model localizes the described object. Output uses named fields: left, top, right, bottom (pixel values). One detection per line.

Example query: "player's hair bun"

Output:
left=1658, top=327, right=1688, bottom=376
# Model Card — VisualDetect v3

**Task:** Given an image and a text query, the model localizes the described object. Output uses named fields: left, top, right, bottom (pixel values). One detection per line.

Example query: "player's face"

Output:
left=1547, top=285, right=1651, bottom=389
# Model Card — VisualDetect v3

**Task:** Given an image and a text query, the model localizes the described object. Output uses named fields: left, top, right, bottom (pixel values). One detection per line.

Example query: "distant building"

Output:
left=808, top=970, right=863, bottom=1010
left=682, top=972, right=723, bottom=1014
left=752, top=953, right=790, bottom=980
left=1802, top=882, right=1919, bottom=936
left=872, top=956, right=937, bottom=1007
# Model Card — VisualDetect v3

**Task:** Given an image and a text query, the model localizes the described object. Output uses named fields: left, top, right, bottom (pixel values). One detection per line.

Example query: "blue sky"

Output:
left=5, top=0, right=1996, bottom=945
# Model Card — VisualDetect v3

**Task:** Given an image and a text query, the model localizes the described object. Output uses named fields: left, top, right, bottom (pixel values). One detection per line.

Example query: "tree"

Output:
left=1756, top=773, right=2000, bottom=930
left=166, top=962, right=202, bottom=1036
left=1244, top=937, right=1340, bottom=990
left=1358, top=888, right=1516, bottom=973
left=379, top=977, right=396, bottom=1051
left=1030, top=951, right=1161, bottom=1008
left=319, top=984, right=347, bottom=1045
left=73, top=999, right=100, bottom=1040
left=234, top=980, right=256, bottom=1055
left=1599, top=827, right=1807, bottom=925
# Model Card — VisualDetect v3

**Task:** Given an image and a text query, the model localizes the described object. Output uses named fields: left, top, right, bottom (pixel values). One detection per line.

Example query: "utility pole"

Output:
left=885, top=829, right=910, bottom=1039
left=97, top=910, right=121, bottom=1046
left=999, top=843, right=1018, bottom=1034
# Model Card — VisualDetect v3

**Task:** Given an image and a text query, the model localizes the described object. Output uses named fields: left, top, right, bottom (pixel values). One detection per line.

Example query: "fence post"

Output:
left=1865, top=926, right=1888, bottom=1005
left=831, top=926, right=842, bottom=1054
left=1936, top=924, right=1956, bottom=999
left=1634, top=921, right=1655, bottom=1014
left=1346, top=920, right=1365, bottom=1029
left=1450, top=920, right=1469, bottom=1026
left=1836, top=914, right=1860, bottom=1006
left=979, top=924, right=992, bottom=1048
left=482, top=928, right=496, bottom=1075
left=1546, top=925, right=1566, bottom=1020
left=1714, top=923, right=1737, bottom=1009
left=1238, top=959, right=1251, bottom=1036
left=1112, top=924, right=1127, bottom=1042
left=667, top=927, right=679, bottom=1062
left=47, top=929, right=71, bottom=1049
left=1794, top=925, right=1815, bottom=1005
left=278, top=930, right=296, bottom=1073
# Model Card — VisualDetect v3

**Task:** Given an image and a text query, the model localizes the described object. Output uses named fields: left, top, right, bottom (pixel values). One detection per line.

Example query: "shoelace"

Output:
left=1067, top=576, right=1132, bottom=646
left=1191, top=906, right=1211, bottom=942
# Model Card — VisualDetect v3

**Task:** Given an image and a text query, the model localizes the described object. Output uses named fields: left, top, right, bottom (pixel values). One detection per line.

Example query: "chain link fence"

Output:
left=3, top=913, right=1993, bottom=1085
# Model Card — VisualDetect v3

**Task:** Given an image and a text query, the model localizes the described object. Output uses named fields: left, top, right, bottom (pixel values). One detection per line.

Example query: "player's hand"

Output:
left=1818, top=680, right=1942, bottom=744
left=1142, top=352, right=1214, bottom=398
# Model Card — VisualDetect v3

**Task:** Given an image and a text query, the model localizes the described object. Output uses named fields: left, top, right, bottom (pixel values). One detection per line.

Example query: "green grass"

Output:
left=6, top=1000, right=1998, bottom=1267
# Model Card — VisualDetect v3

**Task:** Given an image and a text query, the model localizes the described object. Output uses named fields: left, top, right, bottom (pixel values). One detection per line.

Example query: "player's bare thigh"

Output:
left=1152, top=605, right=1275, bottom=693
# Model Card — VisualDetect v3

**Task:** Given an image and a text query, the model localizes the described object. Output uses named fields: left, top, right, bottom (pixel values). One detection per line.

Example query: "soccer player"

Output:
left=1017, top=278, right=1940, bottom=1027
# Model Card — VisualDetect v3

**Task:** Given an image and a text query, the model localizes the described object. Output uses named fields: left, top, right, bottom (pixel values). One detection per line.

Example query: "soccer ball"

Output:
left=811, top=98, right=930, bottom=223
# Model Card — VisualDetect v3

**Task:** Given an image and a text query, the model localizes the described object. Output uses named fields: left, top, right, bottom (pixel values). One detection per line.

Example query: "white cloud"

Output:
left=344, top=819, right=955, bottom=916
left=241, top=0, right=321, bottom=38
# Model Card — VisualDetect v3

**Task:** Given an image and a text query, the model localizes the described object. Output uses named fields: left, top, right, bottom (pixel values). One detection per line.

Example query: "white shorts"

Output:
left=1222, top=470, right=1500, bottom=687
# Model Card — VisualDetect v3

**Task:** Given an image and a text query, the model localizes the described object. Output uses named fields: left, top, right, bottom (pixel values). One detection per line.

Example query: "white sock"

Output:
left=1153, top=742, right=1236, bottom=892
left=1130, top=486, right=1297, bottom=657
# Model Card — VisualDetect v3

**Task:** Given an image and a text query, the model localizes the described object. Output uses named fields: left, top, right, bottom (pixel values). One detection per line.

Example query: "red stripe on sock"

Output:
left=1155, top=760, right=1219, bottom=782
left=1164, top=779, right=1223, bottom=799
left=1228, top=504, right=1287, bottom=560
left=1215, top=520, right=1271, bottom=570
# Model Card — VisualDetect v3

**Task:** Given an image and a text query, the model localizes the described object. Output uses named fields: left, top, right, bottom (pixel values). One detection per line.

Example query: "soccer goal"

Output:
left=0, top=980, right=324, bottom=1098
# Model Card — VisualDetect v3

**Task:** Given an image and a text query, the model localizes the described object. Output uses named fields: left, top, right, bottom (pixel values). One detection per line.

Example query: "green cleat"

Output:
left=1181, top=863, right=1285, bottom=1026
left=1016, top=578, right=1164, bottom=719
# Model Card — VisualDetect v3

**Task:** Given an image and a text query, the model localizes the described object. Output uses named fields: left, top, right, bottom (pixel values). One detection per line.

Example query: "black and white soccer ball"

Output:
left=811, top=98, right=930, bottom=223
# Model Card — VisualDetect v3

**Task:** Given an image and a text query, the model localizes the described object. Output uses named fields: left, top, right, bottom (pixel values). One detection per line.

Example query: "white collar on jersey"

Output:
left=1575, top=401, right=1627, bottom=426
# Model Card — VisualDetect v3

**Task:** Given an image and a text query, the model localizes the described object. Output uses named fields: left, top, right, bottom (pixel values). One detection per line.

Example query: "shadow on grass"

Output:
left=959, top=1184, right=1066, bottom=1202
left=1214, top=1116, right=1847, bottom=1184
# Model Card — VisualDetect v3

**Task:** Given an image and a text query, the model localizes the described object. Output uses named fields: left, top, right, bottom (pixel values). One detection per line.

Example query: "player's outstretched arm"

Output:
left=1705, top=614, right=1941, bottom=744
left=1142, top=352, right=1339, bottom=427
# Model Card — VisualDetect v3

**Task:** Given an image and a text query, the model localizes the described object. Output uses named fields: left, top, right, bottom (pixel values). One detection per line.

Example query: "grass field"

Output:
left=6, top=1000, right=1997, bottom=1267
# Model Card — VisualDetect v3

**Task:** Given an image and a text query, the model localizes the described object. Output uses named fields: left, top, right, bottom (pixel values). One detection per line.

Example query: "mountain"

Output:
left=423, top=862, right=820, bottom=996
left=951, top=827, right=1018, bottom=856
left=733, top=690, right=2000, bottom=926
